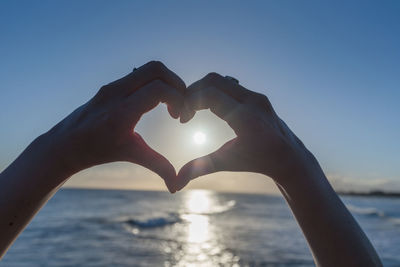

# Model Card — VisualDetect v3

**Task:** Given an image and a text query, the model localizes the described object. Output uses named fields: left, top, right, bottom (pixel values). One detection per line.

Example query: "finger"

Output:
left=243, top=92, right=277, bottom=115
left=97, top=61, right=186, bottom=117
left=184, top=86, right=250, bottom=133
left=130, top=133, right=177, bottom=193
left=167, top=105, right=180, bottom=119
left=119, top=61, right=185, bottom=118
left=176, top=138, right=236, bottom=191
left=180, top=72, right=253, bottom=122
left=179, top=101, right=196, bottom=123
left=186, top=72, right=252, bottom=102
left=126, top=79, right=184, bottom=121
left=113, top=61, right=186, bottom=96
left=176, top=154, right=218, bottom=191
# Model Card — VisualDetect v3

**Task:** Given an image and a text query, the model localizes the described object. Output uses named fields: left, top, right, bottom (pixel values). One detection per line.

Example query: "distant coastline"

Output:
left=338, top=190, right=400, bottom=198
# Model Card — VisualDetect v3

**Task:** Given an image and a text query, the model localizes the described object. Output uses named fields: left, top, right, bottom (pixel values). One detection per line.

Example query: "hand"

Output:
left=177, top=72, right=315, bottom=190
left=45, top=61, right=185, bottom=192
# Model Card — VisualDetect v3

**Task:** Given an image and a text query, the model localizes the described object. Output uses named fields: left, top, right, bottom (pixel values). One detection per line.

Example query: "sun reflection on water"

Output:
left=186, top=190, right=212, bottom=214
left=170, top=190, right=240, bottom=266
left=184, top=190, right=212, bottom=244
left=182, top=214, right=209, bottom=243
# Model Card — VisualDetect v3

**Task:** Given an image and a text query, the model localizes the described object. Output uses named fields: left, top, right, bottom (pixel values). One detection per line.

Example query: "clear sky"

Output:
left=1, top=0, right=399, bottom=193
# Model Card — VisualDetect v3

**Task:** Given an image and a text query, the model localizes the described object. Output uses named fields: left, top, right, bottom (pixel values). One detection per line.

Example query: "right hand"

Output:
left=177, top=72, right=316, bottom=190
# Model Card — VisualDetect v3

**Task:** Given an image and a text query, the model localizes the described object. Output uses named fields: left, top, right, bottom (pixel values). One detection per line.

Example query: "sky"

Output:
left=0, top=0, right=399, bottom=194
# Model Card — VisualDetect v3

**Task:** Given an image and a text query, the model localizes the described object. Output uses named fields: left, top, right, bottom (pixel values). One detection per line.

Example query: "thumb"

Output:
left=176, top=155, right=219, bottom=191
left=176, top=138, right=237, bottom=191
left=130, top=133, right=178, bottom=193
left=176, top=139, right=236, bottom=191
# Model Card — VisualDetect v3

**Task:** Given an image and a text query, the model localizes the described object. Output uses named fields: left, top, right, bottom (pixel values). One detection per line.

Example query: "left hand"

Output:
left=43, top=61, right=185, bottom=192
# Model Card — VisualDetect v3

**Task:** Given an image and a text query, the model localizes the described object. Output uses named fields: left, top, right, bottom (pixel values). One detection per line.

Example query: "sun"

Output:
left=193, top=131, right=206, bottom=145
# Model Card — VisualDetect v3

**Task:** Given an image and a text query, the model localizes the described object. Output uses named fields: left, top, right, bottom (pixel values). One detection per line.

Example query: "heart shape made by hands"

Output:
left=136, top=105, right=236, bottom=188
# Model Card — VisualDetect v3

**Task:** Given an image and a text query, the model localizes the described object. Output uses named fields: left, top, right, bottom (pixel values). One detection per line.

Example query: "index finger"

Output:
left=112, top=61, right=186, bottom=96
left=102, top=61, right=186, bottom=118
left=186, top=72, right=252, bottom=101
left=180, top=72, right=252, bottom=122
left=184, top=86, right=250, bottom=133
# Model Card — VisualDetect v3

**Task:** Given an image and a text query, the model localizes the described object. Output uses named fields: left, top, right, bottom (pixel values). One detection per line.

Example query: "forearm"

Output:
left=276, top=156, right=382, bottom=267
left=0, top=132, right=74, bottom=257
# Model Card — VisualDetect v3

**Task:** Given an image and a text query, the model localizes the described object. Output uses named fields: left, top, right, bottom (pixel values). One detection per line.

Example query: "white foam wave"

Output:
left=118, top=213, right=181, bottom=229
left=206, top=200, right=236, bottom=215
left=346, top=204, right=385, bottom=217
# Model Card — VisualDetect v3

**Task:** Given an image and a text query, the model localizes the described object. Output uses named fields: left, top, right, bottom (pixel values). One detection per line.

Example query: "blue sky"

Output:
left=1, top=0, right=399, bottom=192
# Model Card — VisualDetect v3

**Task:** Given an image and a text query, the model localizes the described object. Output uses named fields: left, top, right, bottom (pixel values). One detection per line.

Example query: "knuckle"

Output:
left=146, top=60, right=164, bottom=68
left=147, top=61, right=167, bottom=76
left=254, top=92, right=269, bottom=103
left=98, top=84, right=112, bottom=95
left=93, top=84, right=114, bottom=103
left=250, top=93, right=273, bottom=111
left=204, top=72, right=222, bottom=82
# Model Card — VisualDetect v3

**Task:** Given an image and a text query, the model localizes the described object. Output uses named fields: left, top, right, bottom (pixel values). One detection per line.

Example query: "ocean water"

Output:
left=2, top=189, right=400, bottom=266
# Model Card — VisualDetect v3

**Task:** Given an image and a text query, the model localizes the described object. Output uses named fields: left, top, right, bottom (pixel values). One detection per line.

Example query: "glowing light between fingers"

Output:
left=193, top=131, right=206, bottom=145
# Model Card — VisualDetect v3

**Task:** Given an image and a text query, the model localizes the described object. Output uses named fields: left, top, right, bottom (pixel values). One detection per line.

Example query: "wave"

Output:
left=118, top=199, right=235, bottom=229
left=120, top=213, right=181, bottom=229
left=346, top=204, right=400, bottom=228
left=184, top=200, right=236, bottom=215
left=346, top=204, right=385, bottom=217
left=389, top=218, right=400, bottom=225
left=114, top=199, right=236, bottom=235
left=207, top=200, right=236, bottom=214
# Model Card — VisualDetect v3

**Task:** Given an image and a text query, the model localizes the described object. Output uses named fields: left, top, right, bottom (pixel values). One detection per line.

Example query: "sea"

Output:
left=1, top=189, right=400, bottom=266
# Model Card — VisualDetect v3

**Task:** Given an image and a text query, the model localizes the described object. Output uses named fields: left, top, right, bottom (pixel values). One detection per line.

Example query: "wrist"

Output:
left=272, top=147, right=326, bottom=189
left=32, top=129, right=82, bottom=183
left=0, top=132, right=78, bottom=195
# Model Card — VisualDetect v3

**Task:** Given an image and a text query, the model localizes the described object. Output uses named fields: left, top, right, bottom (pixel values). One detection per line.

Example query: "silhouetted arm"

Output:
left=0, top=61, right=185, bottom=257
left=276, top=161, right=381, bottom=266
left=178, top=72, right=382, bottom=267
left=0, top=134, right=73, bottom=257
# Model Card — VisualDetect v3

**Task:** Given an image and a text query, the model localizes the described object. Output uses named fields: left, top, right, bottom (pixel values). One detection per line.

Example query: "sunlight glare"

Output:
left=182, top=214, right=209, bottom=243
left=186, top=190, right=211, bottom=214
left=176, top=190, right=240, bottom=266
left=193, top=131, right=206, bottom=145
